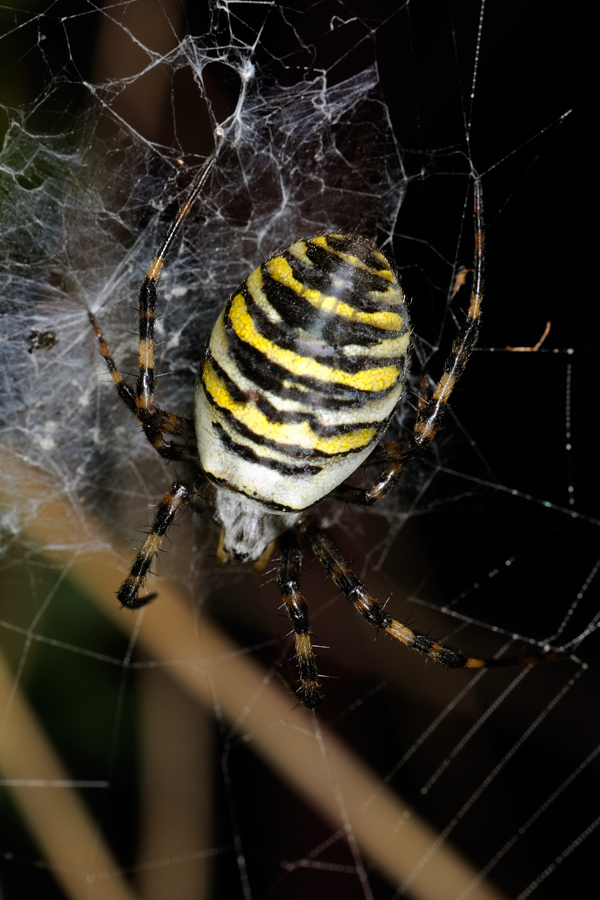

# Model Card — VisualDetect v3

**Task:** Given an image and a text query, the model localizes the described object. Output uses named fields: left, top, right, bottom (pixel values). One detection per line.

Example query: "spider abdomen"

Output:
left=195, top=234, right=410, bottom=514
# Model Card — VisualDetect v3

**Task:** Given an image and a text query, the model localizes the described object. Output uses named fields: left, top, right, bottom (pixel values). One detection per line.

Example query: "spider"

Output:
left=90, top=162, right=560, bottom=708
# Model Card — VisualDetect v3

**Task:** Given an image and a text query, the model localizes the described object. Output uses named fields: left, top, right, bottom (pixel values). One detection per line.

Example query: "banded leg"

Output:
left=119, top=482, right=196, bottom=609
left=90, top=312, right=198, bottom=462
left=140, top=409, right=199, bottom=462
left=303, top=521, right=564, bottom=670
left=277, top=531, right=322, bottom=708
left=334, top=178, right=484, bottom=507
left=90, top=155, right=218, bottom=460
left=134, top=155, right=217, bottom=414
left=89, top=311, right=136, bottom=414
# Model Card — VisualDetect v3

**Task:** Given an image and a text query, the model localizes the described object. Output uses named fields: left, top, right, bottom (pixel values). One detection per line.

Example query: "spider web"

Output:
left=0, top=2, right=597, bottom=899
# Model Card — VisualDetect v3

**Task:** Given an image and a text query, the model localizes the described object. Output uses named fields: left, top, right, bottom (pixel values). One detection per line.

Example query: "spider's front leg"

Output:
left=303, top=521, right=564, bottom=671
left=303, top=521, right=470, bottom=667
left=277, top=530, right=322, bottom=708
left=118, top=481, right=198, bottom=609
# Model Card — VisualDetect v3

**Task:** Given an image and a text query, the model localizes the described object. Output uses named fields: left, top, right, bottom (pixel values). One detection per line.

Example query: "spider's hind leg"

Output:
left=333, top=178, right=485, bottom=508
left=90, top=311, right=199, bottom=462
left=89, top=311, right=137, bottom=413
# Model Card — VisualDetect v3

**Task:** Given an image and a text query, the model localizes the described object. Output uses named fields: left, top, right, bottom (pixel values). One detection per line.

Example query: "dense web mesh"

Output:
left=0, top=2, right=597, bottom=900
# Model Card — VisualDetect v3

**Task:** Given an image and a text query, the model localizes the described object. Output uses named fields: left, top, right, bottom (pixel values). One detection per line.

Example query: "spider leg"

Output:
left=134, top=155, right=217, bottom=415
left=141, top=419, right=199, bottom=463
left=89, top=312, right=136, bottom=413
left=118, top=481, right=198, bottom=609
left=333, top=178, right=484, bottom=507
left=89, top=312, right=198, bottom=462
left=90, top=156, right=219, bottom=463
left=303, top=520, right=564, bottom=670
left=277, top=530, right=322, bottom=708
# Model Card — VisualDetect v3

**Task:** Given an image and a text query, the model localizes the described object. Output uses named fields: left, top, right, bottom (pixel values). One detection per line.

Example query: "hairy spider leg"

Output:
left=334, top=178, right=484, bottom=506
left=118, top=482, right=198, bottom=608
left=135, top=155, right=218, bottom=414
left=90, top=155, right=219, bottom=462
left=303, top=522, right=565, bottom=671
left=276, top=530, right=322, bottom=708
left=89, top=312, right=198, bottom=462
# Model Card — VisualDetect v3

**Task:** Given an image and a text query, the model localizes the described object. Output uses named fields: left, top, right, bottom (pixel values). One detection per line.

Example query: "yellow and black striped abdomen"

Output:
left=195, top=234, right=410, bottom=512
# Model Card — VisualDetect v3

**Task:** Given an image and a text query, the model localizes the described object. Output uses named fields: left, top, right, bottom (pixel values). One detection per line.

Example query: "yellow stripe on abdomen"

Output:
left=265, top=255, right=404, bottom=331
left=202, top=359, right=377, bottom=455
left=228, top=292, right=400, bottom=393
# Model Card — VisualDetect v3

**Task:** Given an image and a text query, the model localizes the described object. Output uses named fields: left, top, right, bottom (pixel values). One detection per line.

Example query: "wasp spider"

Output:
left=90, top=165, right=560, bottom=708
